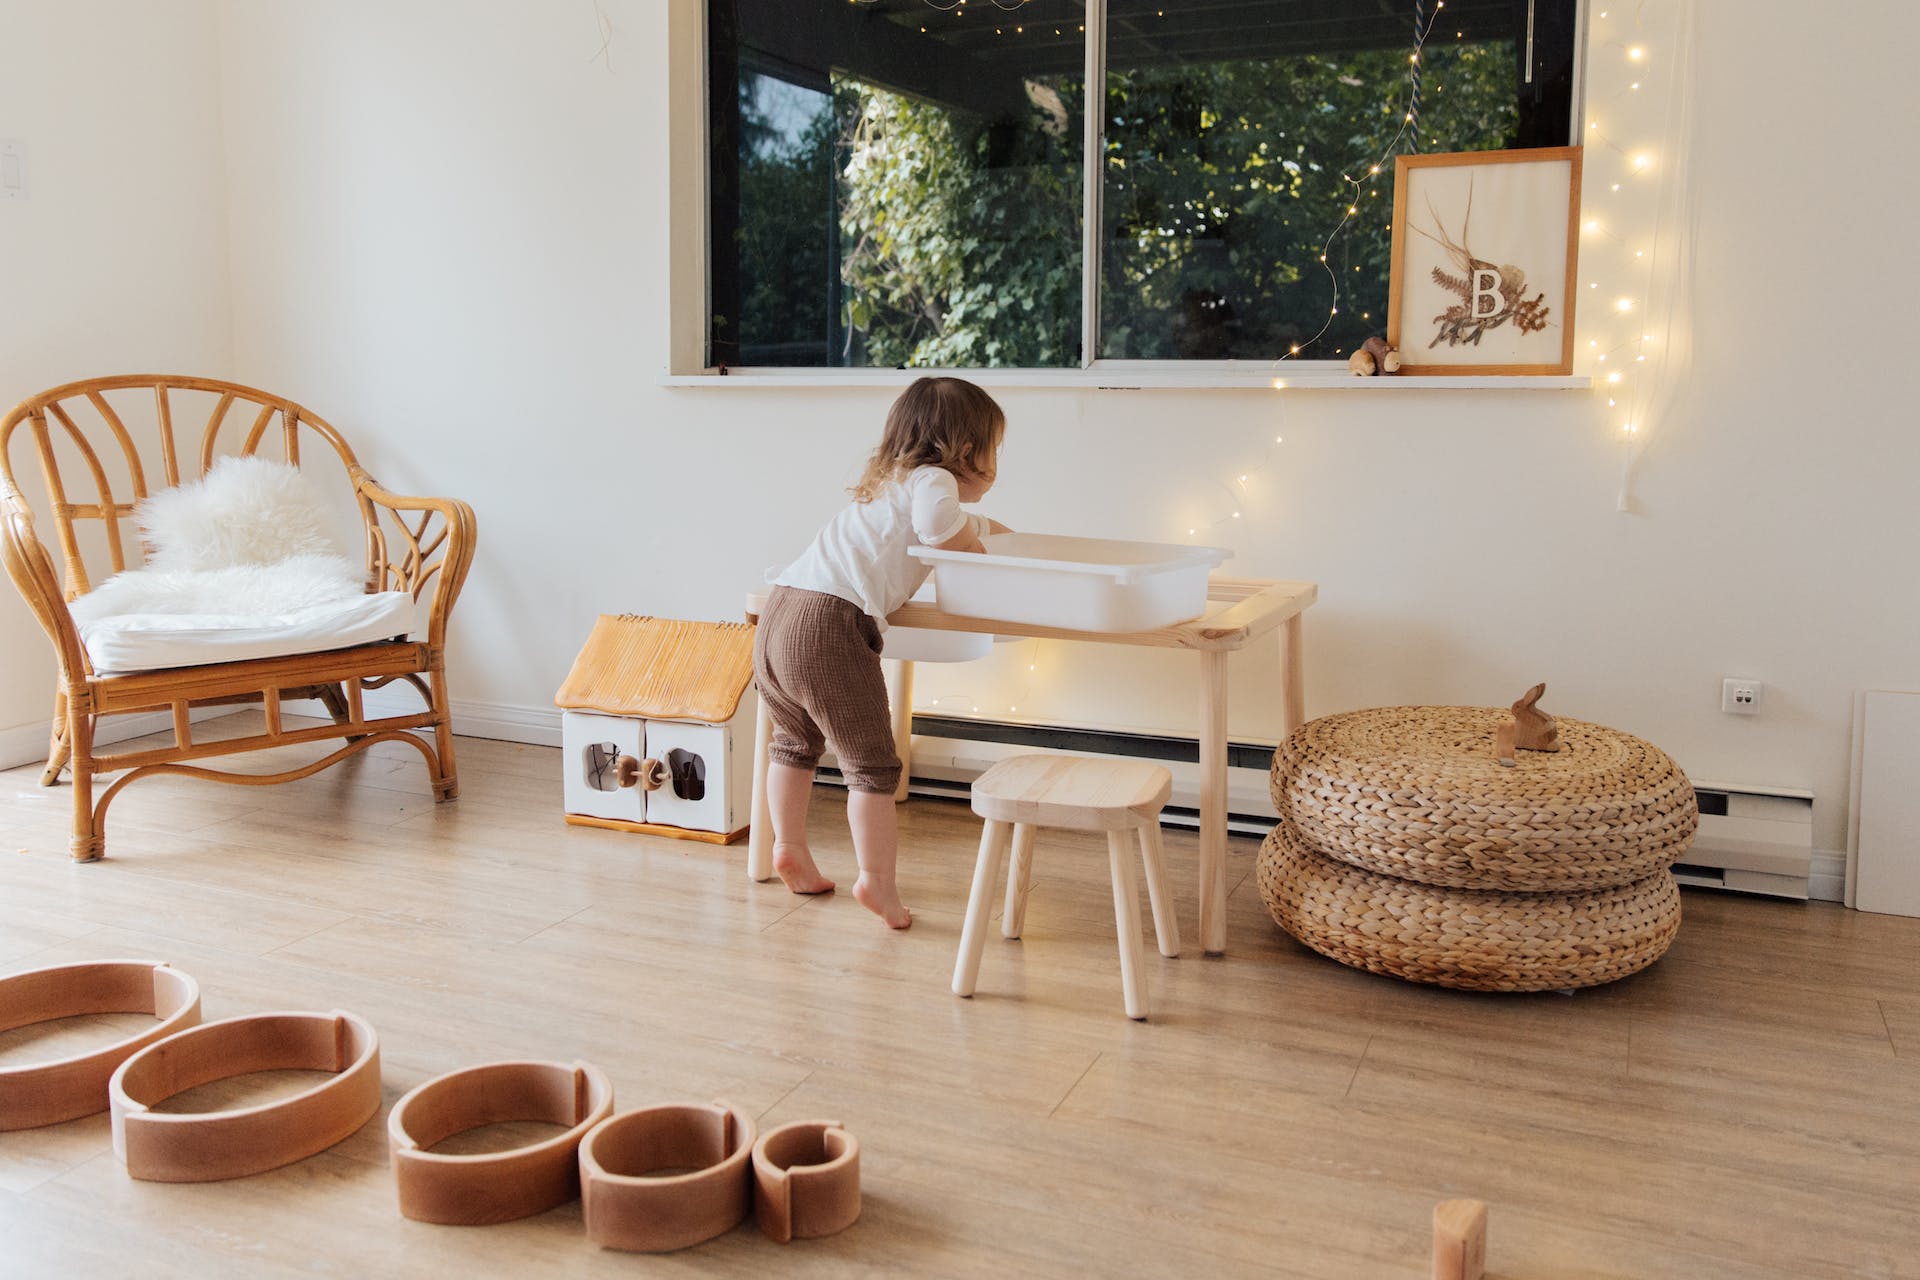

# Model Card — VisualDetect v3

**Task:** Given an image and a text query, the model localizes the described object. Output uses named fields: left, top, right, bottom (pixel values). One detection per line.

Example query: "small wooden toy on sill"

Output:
left=555, top=616, right=757, bottom=845
left=1346, top=335, right=1403, bottom=375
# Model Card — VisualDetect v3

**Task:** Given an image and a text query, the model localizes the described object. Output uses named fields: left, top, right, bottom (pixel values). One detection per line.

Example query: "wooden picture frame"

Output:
left=1387, top=146, right=1582, bottom=375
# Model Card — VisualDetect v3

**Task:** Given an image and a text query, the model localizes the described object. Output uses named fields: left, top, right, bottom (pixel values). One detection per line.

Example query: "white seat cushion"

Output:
left=79, top=591, right=418, bottom=674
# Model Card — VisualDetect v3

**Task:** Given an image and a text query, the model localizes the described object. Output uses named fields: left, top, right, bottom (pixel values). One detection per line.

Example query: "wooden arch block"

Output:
left=752, top=1120, right=862, bottom=1243
left=388, top=1059, right=615, bottom=1225
left=0, top=960, right=201, bottom=1131
left=109, top=1009, right=380, bottom=1182
left=579, top=1102, right=757, bottom=1252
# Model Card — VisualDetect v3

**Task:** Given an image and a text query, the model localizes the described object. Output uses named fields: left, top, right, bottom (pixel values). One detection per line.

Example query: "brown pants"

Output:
left=752, top=586, right=901, bottom=794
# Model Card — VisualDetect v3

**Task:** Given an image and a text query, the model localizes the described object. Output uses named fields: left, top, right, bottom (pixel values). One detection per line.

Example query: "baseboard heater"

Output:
left=1669, top=781, right=1815, bottom=900
left=817, top=715, right=1282, bottom=838
left=829, top=720, right=1820, bottom=896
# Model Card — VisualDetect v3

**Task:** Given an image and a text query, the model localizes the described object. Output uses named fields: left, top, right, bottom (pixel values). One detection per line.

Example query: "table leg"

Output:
left=1280, top=612, right=1306, bottom=735
left=1198, top=649, right=1230, bottom=955
left=888, top=658, right=915, bottom=803
left=747, top=691, right=774, bottom=881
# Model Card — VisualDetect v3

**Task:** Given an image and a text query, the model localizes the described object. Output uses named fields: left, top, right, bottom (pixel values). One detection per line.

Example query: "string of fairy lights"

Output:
left=1577, top=2, right=1695, bottom=508
left=1274, top=0, right=1449, bottom=366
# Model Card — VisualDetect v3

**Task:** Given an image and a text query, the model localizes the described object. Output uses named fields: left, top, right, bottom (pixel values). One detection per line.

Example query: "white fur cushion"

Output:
left=67, top=456, right=405, bottom=672
left=137, top=454, right=340, bottom=571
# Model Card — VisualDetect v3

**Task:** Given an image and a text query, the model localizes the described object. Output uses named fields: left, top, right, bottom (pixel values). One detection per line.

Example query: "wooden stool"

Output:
left=954, top=755, right=1180, bottom=1020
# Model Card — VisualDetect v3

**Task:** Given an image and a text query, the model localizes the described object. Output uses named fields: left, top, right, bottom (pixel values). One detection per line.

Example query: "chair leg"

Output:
left=953, top=820, right=1012, bottom=998
left=1107, top=831, right=1149, bottom=1020
left=428, top=662, right=460, bottom=802
left=312, top=681, right=373, bottom=745
left=1001, top=823, right=1037, bottom=939
left=68, top=709, right=102, bottom=862
left=42, top=689, right=70, bottom=786
left=1138, top=822, right=1181, bottom=958
left=314, top=682, right=351, bottom=722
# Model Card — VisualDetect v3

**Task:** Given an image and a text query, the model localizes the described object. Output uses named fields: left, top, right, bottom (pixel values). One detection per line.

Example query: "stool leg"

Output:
left=1002, top=823, right=1037, bottom=939
left=1107, top=830, right=1149, bottom=1020
left=954, top=820, right=1012, bottom=998
left=1138, top=822, right=1180, bottom=958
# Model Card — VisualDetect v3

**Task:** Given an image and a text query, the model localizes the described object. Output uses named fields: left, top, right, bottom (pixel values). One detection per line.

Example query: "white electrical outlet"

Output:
left=1721, top=677, right=1763, bottom=715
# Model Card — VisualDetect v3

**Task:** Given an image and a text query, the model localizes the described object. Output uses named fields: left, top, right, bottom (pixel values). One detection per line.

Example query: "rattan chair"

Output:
left=1, top=375, right=477, bottom=861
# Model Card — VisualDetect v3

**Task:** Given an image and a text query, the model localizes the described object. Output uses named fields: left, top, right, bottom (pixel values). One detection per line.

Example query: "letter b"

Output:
left=1471, top=269, right=1502, bottom=319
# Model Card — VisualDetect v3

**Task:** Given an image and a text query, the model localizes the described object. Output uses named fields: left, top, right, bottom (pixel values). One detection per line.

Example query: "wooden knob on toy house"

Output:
left=615, top=755, right=668, bottom=791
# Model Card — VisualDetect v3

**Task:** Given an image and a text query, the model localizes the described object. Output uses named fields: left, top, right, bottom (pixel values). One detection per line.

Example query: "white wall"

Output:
left=9, top=0, right=1914, bottom=858
left=0, top=0, right=234, bottom=744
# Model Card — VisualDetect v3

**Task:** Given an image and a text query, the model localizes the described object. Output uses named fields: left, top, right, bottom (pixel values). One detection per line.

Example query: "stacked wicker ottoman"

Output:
left=1258, top=706, right=1698, bottom=992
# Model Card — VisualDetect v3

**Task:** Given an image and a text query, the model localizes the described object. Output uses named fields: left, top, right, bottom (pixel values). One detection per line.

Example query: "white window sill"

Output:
left=657, top=367, right=1592, bottom=391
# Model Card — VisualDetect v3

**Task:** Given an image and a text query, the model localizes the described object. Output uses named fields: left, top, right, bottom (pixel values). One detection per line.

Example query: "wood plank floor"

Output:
left=2, top=714, right=1917, bottom=1278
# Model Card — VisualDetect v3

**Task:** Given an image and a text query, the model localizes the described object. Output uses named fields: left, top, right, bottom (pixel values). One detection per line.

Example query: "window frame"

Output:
left=683, top=0, right=1591, bottom=386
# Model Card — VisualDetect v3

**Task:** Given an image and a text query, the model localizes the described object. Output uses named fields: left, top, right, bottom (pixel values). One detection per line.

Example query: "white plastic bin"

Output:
left=908, top=533, right=1231, bottom=632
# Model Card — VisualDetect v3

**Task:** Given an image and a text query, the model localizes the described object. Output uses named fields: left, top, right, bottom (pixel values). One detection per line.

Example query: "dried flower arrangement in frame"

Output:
left=1387, top=146, right=1583, bottom=375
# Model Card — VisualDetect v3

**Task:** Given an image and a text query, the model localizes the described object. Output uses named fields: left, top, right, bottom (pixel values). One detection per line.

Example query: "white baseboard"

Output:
left=0, top=704, right=231, bottom=772
left=359, top=688, right=563, bottom=747
left=1808, top=849, right=1846, bottom=903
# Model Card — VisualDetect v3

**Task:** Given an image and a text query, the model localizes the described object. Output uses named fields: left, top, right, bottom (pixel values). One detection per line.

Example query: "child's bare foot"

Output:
left=773, top=842, right=835, bottom=895
left=853, top=874, right=912, bottom=929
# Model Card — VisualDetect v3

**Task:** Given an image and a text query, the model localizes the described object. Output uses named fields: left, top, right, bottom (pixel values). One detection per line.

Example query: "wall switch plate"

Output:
left=0, top=140, right=25, bottom=200
left=1722, top=677, right=1763, bottom=715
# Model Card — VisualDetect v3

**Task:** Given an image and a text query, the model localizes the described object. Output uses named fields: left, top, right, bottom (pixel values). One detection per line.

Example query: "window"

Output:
left=707, top=0, right=1578, bottom=369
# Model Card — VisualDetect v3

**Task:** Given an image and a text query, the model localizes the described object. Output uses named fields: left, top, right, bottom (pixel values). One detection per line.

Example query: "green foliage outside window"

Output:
left=733, top=40, right=1519, bottom=366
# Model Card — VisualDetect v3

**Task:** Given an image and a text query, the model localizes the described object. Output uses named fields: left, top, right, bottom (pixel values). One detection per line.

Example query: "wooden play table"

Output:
left=745, top=576, right=1317, bottom=954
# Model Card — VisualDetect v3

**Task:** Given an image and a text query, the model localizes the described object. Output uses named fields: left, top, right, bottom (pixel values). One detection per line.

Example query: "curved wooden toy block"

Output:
left=579, top=1102, right=756, bottom=1252
left=0, top=960, right=201, bottom=1131
left=109, top=1009, right=380, bottom=1181
left=387, top=1059, right=615, bottom=1225
left=752, top=1120, right=862, bottom=1243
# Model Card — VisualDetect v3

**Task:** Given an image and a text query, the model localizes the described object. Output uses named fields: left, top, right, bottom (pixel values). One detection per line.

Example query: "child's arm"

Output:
left=931, top=512, right=1010, bottom=556
left=931, top=523, right=985, bottom=555
left=912, top=469, right=1003, bottom=556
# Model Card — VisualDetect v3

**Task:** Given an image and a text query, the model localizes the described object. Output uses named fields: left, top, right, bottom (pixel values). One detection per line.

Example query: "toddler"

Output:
left=753, top=376, right=1008, bottom=929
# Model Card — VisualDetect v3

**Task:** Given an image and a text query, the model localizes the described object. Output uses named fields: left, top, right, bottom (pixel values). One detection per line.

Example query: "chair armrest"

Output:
left=1, top=481, right=90, bottom=683
left=351, top=469, right=478, bottom=650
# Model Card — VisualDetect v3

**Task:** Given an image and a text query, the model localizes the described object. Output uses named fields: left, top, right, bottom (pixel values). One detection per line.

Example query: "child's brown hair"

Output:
left=850, top=376, right=1006, bottom=503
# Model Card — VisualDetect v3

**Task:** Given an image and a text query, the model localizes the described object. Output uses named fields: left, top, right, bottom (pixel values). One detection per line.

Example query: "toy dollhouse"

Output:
left=554, top=616, right=756, bottom=844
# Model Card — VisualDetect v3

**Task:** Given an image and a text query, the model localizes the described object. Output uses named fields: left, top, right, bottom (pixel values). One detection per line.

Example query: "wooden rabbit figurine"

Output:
left=1495, top=683, right=1561, bottom=767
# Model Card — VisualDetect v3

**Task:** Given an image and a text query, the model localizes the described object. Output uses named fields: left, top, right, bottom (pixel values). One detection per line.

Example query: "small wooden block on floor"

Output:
left=1432, top=1198, right=1488, bottom=1280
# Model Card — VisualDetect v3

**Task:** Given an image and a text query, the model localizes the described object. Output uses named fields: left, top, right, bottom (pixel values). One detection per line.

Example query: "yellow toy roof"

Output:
left=554, top=615, right=755, bottom=723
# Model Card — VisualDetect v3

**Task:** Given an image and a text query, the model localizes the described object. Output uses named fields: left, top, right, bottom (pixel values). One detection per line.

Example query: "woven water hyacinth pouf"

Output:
left=1258, top=703, right=1696, bottom=991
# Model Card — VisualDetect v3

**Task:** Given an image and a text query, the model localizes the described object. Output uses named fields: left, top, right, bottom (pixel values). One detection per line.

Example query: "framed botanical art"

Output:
left=1387, top=146, right=1583, bottom=375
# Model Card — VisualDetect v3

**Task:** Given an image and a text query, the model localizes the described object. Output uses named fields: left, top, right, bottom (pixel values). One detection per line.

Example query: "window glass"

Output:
left=709, top=0, right=1086, bottom=368
left=1099, top=0, right=1575, bottom=361
left=709, top=0, right=1576, bottom=368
